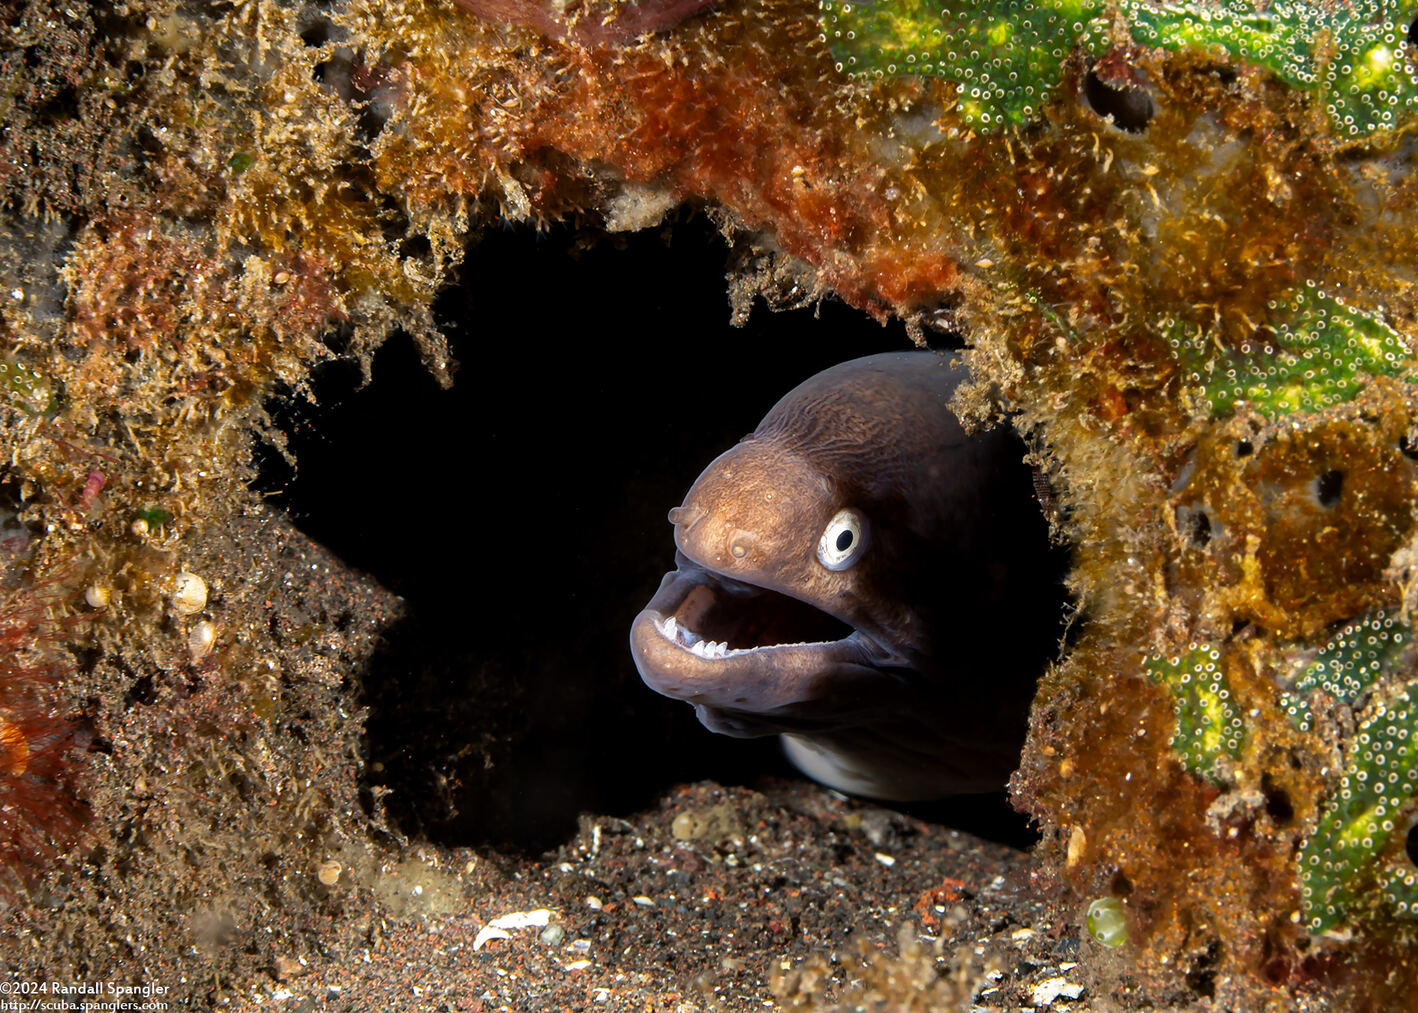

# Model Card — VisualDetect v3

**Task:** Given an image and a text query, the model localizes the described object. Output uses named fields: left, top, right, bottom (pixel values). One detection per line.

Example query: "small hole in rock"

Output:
left=1186, top=942, right=1221, bottom=999
left=1406, top=821, right=1418, bottom=866
left=1187, top=508, right=1211, bottom=547
left=1262, top=775, right=1293, bottom=826
left=1316, top=469, right=1344, bottom=508
left=1236, top=440, right=1253, bottom=457
left=1084, top=72, right=1155, bottom=132
left=123, top=675, right=156, bottom=707
left=1408, top=15, right=1418, bottom=46
left=1400, top=433, right=1418, bottom=461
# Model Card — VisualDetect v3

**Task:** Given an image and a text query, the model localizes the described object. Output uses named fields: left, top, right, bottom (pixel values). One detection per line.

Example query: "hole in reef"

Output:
left=123, top=675, right=156, bottom=708
left=1261, top=774, right=1293, bottom=826
left=253, top=216, right=1067, bottom=853
left=1406, top=820, right=1418, bottom=867
left=1315, top=468, right=1344, bottom=508
left=1181, top=506, right=1211, bottom=547
left=298, top=19, right=332, bottom=46
left=1400, top=432, right=1418, bottom=461
left=1235, top=439, right=1253, bottom=457
left=1409, top=15, right=1418, bottom=46
left=1186, top=941, right=1221, bottom=999
left=1083, top=71, right=1155, bottom=133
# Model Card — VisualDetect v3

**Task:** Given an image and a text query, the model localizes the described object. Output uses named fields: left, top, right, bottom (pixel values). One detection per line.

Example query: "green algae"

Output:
left=1299, top=681, right=1418, bottom=933
left=0, top=355, right=56, bottom=417
left=1281, top=611, right=1409, bottom=732
left=1146, top=642, right=1246, bottom=782
left=1170, top=284, right=1415, bottom=420
left=818, top=0, right=1418, bottom=138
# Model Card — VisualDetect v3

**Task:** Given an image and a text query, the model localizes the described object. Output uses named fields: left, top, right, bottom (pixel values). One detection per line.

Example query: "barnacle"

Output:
left=1169, top=284, right=1416, bottom=420
left=1145, top=642, right=1246, bottom=782
left=1299, top=680, right=1418, bottom=933
left=818, top=0, right=1418, bottom=138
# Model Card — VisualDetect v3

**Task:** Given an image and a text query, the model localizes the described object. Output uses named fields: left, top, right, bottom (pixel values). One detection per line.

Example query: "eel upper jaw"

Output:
left=643, top=610, right=892, bottom=666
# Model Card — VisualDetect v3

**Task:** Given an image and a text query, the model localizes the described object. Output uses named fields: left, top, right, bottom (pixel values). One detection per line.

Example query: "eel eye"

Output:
left=817, top=508, right=869, bottom=571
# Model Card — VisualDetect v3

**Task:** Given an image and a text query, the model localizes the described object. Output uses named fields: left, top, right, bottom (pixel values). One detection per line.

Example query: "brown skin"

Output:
left=630, top=352, right=1063, bottom=800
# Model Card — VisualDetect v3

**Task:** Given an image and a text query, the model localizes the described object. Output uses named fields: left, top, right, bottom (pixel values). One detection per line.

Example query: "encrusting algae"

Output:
left=3, top=0, right=1418, bottom=1005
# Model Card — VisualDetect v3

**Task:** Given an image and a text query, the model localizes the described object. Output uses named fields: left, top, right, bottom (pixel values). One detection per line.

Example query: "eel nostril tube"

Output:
left=667, top=504, right=706, bottom=528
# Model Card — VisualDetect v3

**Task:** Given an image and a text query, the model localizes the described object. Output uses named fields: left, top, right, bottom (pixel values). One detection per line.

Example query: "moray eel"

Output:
left=629, top=351, right=1060, bottom=801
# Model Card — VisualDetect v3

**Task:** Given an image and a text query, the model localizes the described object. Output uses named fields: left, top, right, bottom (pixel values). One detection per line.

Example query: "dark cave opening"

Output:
left=253, top=217, right=1066, bottom=854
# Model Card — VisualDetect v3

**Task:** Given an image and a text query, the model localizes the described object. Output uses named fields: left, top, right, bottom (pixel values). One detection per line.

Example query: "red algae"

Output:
left=0, top=573, right=89, bottom=900
left=452, top=0, right=720, bottom=45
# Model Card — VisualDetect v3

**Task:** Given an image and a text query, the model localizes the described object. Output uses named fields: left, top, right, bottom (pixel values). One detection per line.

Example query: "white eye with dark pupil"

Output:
left=817, top=509, right=868, bottom=571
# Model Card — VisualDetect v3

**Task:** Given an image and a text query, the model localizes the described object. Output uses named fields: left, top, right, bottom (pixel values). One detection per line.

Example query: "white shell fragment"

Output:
left=1029, top=976, right=1085, bottom=1005
left=84, top=584, right=111, bottom=608
left=473, top=909, right=554, bottom=951
left=171, top=571, right=208, bottom=614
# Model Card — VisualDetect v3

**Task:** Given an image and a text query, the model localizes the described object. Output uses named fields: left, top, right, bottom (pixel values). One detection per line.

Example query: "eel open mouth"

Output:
left=630, top=551, right=916, bottom=742
left=629, top=550, right=906, bottom=719
left=648, top=564, right=854, bottom=661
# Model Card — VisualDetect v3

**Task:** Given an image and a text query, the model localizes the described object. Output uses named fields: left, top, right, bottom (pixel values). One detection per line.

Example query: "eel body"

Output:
left=629, top=351, right=1060, bottom=800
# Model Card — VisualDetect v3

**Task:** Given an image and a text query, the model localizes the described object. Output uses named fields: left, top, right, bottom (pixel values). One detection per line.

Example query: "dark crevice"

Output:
left=1187, top=941, right=1221, bottom=999
left=255, top=218, right=1063, bottom=854
left=123, top=674, right=156, bottom=708
left=1262, top=774, right=1293, bottom=826
left=1084, top=72, right=1155, bottom=133
left=1315, top=469, right=1344, bottom=508
left=1188, top=508, right=1211, bottom=547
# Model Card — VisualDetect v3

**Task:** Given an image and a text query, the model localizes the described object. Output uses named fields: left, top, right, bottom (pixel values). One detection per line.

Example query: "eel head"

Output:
left=630, top=436, right=918, bottom=741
